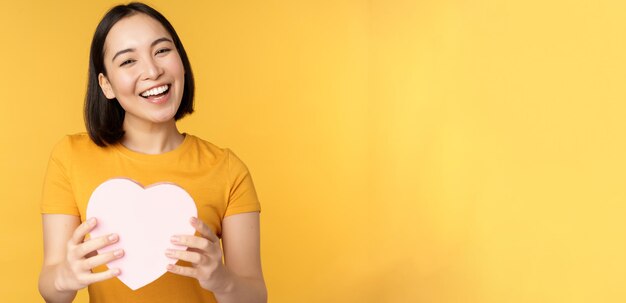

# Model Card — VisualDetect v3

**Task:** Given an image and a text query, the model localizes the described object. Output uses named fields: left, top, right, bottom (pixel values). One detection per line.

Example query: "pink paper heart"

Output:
left=86, top=178, right=197, bottom=290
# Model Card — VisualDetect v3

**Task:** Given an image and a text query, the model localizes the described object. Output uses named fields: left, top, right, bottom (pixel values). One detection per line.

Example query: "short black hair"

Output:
left=84, top=2, right=195, bottom=147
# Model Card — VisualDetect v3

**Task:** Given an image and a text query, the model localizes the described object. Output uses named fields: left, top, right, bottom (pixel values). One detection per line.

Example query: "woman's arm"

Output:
left=39, top=214, right=123, bottom=303
left=167, top=212, right=267, bottom=303
left=39, top=214, right=81, bottom=303
left=215, top=212, right=267, bottom=303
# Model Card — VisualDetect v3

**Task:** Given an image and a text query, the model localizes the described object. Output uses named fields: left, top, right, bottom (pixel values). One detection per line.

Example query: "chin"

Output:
left=151, top=108, right=180, bottom=122
left=152, top=116, right=177, bottom=124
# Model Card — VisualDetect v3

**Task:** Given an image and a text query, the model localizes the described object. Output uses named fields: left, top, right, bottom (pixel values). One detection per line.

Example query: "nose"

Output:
left=141, top=56, right=163, bottom=80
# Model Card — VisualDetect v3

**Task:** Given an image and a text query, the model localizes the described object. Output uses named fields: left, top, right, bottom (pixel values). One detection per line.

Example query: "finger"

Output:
left=165, top=249, right=204, bottom=264
left=85, top=250, right=98, bottom=259
left=70, top=218, right=97, bottom=245
left=83, top=249, right=124, bottom=270
left=75, top=234, right=119, bottom=259
left=171, top=235, right=211, bottom=251
left=190, top=217, right=219, bottom=242
left=82, top=268, right=121, bottom=285
left=166, top=264, right=198, bottom=278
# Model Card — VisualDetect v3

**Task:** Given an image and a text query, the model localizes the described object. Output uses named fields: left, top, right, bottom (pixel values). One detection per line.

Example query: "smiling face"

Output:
left=98, top=13, right=185, bottom=127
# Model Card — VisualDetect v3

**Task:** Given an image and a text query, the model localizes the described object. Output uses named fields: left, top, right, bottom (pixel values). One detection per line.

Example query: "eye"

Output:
left=120, top=59, right=135, bottom=67
left=156, top=48, right=171, bottom=55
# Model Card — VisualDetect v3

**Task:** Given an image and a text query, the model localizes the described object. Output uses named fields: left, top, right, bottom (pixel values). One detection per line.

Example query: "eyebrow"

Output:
left=111, top=37, right=173, bottom=63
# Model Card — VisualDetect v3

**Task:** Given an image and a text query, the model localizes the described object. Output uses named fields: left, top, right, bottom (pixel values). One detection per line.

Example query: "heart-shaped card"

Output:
left=86, top=178, right=197, bottom=290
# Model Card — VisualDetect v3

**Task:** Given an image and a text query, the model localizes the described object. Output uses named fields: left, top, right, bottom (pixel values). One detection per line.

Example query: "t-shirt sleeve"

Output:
left=40, top=136, right=80, bottom=216
left=224, top=149, right=261, bottom=217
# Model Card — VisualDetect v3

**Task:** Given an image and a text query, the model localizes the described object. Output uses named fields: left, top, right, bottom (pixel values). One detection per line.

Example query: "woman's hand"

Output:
left=55, top=218, right=124, bottom=292
left=166, top=217, right=231, bottom=293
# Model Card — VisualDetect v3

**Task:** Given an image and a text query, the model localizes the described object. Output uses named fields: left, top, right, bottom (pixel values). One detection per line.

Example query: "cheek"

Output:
left=111, top=73, right=138, bottom=96
left=164, top=55, right=185, bottom=78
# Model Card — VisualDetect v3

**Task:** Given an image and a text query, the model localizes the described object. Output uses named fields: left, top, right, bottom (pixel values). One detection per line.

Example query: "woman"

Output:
left=38, top=3, right=267, bottom=302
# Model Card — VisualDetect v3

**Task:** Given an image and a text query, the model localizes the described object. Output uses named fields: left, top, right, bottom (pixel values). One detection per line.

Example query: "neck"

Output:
left=120, top=117, right=185, bottom=155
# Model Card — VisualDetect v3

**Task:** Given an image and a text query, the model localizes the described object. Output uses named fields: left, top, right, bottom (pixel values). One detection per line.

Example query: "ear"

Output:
left=98, top=73, right=116, bottom=99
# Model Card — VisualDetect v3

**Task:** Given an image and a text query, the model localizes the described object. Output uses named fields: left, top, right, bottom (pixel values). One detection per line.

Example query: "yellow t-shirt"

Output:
left=40, top=132, right=261, bottom=303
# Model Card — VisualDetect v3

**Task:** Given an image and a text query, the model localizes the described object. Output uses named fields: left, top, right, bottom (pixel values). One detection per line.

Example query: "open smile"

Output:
left=139, top=84, right=171, bottom=104
left=139, top=84, right=170, bottom=98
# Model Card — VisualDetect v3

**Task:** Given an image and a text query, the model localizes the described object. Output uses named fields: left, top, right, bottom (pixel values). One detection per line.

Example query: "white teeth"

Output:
left=140, top=85, right=169, bottom=97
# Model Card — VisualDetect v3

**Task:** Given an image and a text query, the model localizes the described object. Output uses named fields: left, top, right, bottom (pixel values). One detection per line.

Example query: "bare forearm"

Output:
left=39, top=264, right=77, bottom=303
left=213, top=272, right=267, bottom=303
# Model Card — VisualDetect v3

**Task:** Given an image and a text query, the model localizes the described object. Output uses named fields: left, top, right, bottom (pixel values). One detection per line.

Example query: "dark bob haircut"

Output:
left=85, top=2, right=195, bottom=147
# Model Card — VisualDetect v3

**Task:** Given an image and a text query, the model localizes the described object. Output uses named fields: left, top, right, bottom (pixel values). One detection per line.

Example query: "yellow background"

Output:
left=1, top=0, right=625, bottom=302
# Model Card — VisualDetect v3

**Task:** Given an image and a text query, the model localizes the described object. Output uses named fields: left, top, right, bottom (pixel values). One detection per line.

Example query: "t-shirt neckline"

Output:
left=112, top=133, right=192, bottom=162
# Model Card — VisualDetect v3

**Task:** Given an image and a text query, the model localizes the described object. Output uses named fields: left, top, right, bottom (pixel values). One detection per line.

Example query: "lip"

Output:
left=141, top=88, right=172, bottom=104
left=143, top=86, right=171, bottom=105
left=138, top=83, right=171, bottom=96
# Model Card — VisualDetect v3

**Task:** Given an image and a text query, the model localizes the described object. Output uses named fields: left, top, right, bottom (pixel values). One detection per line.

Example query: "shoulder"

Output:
left=186, top=133, right=225, bottom=153
left=49, top=132, right=97, bottom=158
left=185, top=133, right=249, bottom=169
left=52, top=132, right=97, bottom=151
left=185, top=133, right=232, bottom=159
left=45, top=132, right=96, bottom=174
